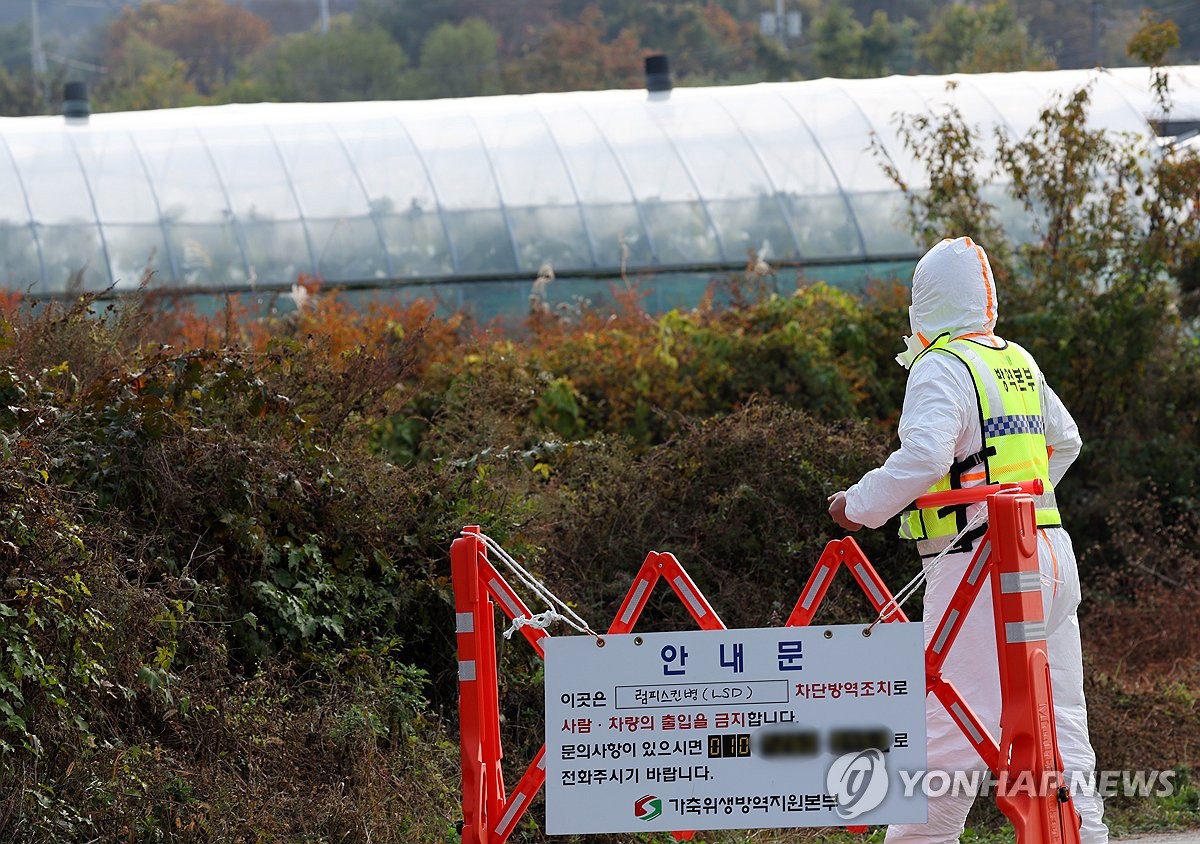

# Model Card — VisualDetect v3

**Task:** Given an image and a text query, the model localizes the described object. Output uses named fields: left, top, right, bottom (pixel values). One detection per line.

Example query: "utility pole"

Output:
left=1091, top=0, right=1101, bottom=66
left=30, top=0, right=49, bottom=108
left=30, top=0, right=48, bottom=77
left=760, top=0, right=801, bottom=49
left=319, top=0, right=330, bottom=34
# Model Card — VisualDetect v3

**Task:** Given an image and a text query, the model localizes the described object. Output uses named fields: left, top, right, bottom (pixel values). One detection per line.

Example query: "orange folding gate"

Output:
left=451, top=483, right=1082, bottom=844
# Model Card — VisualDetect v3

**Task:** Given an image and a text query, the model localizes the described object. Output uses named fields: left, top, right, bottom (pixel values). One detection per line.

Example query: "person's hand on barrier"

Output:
left=827, top=491, right=863, bottom=532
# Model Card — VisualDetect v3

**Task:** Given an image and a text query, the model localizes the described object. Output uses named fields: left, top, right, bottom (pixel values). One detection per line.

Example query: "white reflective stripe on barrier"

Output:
left=854, top=563, right=886, bottom=606
left=966, top=542, right=991, bottom=585
left=672, top=576, right=708, bottom=618
left=932, top=610, right=960, bottom=654
left=494, top=792, right=528, bottom=837
left=951, top=701, right=985, bottom=746
left=1005, top=620, right=1047, bottom=643
left=456, top=612, right=474, bottom=633
left=459, top=660, right=477, bottom=682
left=800, top=566, right=831, bottom=611
left=1000, top=570, right=1042, bottom=594
left=620, top=579, right=650, bottom=625
left=488, top=578, right=524, bottom=619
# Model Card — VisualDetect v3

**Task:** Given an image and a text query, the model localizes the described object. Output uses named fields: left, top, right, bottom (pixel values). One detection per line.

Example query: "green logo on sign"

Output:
left=634, top=794, right=662, bottom=821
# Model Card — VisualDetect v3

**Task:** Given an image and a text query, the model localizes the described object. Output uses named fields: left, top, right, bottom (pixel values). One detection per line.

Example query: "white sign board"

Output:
left=544, top=623, right=927, bottom=834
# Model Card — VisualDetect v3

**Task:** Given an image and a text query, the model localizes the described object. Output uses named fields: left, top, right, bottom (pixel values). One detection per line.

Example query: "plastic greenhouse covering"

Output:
left=1, top=65, right=1198, bottom=295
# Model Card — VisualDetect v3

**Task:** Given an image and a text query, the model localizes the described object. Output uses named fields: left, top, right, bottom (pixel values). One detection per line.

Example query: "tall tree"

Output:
left=918, top=0, right=1053, bottom=74
left=457, top=0, right=560, bottom=60
left=246, top=17, right=411, bottom=103
left=411, top=19, right=502, bottom=99
left=1012, top=0, right=1097, bottom=68
left=514, top=5, right=641, bottom=93
left=0, top=21, right=30, bottom=74
left=106, top=0, right=272, bottom=95
left=97, top=34, right=200, bottom=111
left=627, top=2, right=754, bottom=81
left=354, top=0, right=460, bottom=61
left=860, top=10, right=905, bottom=76
left=811, top=1, right=865, bottom=77
left=0, top=66, right=47, bottom=116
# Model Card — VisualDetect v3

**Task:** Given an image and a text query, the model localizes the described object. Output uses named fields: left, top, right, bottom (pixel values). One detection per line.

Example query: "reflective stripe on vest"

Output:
left=900, top=334, right=1060, bottom=546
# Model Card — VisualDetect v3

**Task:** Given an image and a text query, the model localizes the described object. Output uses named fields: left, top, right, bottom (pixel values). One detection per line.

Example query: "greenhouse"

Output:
left=1, top=65, right=1199, bottom=312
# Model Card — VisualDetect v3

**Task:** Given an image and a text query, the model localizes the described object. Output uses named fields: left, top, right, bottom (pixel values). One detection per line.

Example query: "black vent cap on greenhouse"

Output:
left=63, top=81, right=90, bottom=120
left=645, top=54, right=672, bottom=92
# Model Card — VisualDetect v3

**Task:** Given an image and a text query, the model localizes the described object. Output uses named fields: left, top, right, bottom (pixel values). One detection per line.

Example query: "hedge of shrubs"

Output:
left=0, top=261, right=1195, bottom=841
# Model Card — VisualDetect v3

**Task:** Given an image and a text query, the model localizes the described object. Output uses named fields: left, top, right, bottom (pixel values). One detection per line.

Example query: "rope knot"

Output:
left=504, top=610, right=565, bottom=639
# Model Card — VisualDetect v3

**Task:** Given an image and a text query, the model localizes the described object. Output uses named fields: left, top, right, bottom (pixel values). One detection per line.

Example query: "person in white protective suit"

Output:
left=827, top=237, right=1108, bottom=844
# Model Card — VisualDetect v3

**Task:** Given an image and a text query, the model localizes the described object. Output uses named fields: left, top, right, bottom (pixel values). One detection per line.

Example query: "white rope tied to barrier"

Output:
left=865, top=504, right=1064, bottom=634
left=867, top=506, right=988, bottom=633
left=474, top=531, right=599, bottom=640
left=505, top=610, right=565, bottom=639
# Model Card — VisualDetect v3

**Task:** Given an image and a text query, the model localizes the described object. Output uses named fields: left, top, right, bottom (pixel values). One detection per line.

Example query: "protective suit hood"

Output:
left=909, top=236, right=998, bottom=342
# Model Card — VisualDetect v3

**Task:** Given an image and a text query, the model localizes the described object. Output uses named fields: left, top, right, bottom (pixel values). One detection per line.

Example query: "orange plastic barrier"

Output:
left=915, top=482, right=1081, bottom=844
left=450, top=482, right=1079, bottom=844
left=451, top=540, right=725, bottom=843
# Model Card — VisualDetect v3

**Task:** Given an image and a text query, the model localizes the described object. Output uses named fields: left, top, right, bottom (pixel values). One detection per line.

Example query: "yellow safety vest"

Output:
left=899, top=333, right=1061, bottom=551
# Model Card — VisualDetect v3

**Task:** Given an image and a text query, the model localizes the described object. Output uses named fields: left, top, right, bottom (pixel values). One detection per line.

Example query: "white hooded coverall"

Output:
left=843, top=238, right=1108, bottom=844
